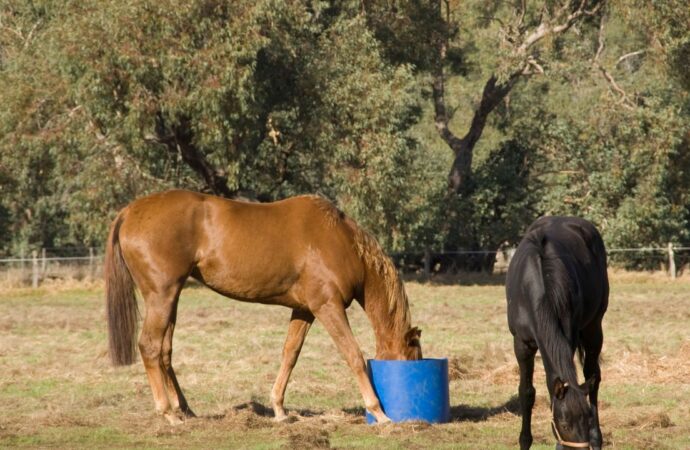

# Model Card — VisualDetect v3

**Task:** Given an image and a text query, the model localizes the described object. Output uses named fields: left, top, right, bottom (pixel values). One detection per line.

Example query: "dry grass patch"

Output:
left=1, top=278, right=689, bottom=448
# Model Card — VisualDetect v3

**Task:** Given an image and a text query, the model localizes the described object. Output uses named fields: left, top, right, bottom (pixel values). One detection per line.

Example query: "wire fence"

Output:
left=0, top=248, right=102, bottom=288
left=0, top=244, right=687, bottom=288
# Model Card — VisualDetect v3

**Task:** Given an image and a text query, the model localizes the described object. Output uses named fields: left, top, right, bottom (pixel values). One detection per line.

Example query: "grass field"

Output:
left=1, top=273, right=689, bottom=449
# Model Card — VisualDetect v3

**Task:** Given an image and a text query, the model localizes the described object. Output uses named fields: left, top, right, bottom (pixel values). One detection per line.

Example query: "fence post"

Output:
left=89, top=247, right=95, bottom=280
left=32, top=250, right=39, bottom=288
left=668, top=242, right=676, bottom=279
left=424, top=247, right=431, bottom=280
left=506, top=248, right=516, bottom=269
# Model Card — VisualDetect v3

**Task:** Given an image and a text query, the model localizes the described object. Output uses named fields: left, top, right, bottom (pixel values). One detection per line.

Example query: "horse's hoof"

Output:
left=375, top=415, right=392, bottom=425
left=164, top=411, right=185, bottom=426
left=273, top=413, right=288, bottom=423
left=274, top=414, right=299, bottom=423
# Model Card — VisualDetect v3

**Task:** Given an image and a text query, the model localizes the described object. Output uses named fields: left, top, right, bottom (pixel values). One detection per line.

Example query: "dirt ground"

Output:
left=0, top=273, right=688, bottom=449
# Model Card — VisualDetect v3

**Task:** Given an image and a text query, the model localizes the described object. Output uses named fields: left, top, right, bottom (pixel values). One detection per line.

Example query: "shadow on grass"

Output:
left=200, top=397, right=521, bottom=423
left=203, top=400, right=325, bottom=420
left=343, top=395, right=521, bottom=423
left=342, top=406, right=366, bottom=416
left=450, top=395, right=520, bottom=422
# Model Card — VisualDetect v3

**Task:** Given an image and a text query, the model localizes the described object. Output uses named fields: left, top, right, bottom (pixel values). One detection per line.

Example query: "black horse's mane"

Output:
left=527, top=232, right=582, bottom=386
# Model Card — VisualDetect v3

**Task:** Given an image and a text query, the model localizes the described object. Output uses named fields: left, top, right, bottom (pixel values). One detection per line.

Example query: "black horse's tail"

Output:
left=104, top=213, right=139, bottom=366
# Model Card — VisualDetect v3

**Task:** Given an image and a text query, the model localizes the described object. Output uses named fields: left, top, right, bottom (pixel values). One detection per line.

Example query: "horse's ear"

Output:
left=580, top=376, right=596, bottom=395
left=554, top=377, right=569, bottom=400
left=405, top=327, right=421, bottom=346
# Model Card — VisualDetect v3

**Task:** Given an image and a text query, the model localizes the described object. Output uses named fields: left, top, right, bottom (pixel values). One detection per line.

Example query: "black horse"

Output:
left=506, top=216, right=608, bottom=450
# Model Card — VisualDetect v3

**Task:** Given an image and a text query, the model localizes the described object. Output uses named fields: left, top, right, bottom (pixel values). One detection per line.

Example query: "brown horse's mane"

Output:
left=304, top=195, right=411, bottom=336
left=353, top=227, right=410, bottom=327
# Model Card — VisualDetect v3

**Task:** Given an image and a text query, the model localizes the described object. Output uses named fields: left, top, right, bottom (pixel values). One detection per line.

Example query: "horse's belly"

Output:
left=193, top=257, right=301, bottom=305
left=223, top=293, right=305, bottom=309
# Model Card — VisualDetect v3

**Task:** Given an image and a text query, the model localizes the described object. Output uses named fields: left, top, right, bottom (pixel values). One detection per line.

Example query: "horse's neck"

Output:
left=536, top=266, right=580, bottom=388
left=361, top=270, right=407, bottom=359
left=538, top=332, right=579, bottom=389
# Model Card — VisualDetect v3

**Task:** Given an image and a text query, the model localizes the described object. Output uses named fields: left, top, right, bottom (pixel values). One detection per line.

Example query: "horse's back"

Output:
left=117, top=190, right=351, bottom=257
left=507, top=216, right=608, bottom=337
left=527, top=216, right=606, bottom=261
left=199, top=194, right=361, bottom=299
left=527, top=217, right=608, bottom=296
left=115, top=190, right=363, bottom=305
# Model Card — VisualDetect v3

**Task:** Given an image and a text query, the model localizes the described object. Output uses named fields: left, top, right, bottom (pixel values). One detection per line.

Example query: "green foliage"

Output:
left=436, top=140, right=538, bottom=271
left=429, top=0, right=690, bottom=268
left=0, top=0, right=689, bottom=269
left=0, top=0, right=427, bottom=254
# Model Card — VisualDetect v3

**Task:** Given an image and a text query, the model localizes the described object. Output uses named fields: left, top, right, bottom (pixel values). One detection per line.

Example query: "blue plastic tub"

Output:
left=366, top=358, right=450, bottom=424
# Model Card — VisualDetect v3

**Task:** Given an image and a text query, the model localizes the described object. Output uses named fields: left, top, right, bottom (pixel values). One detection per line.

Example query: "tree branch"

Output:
left=463, top=73, right=522, bottom=150
left=516, top=0, right=527, bottom=28
left=518, top=0, right=602, bottom=54
left=592, top=12, right=635, bottom=109
left=432, top=42, right=463, bottom=151
left=616, top=50, right=646, bottom=67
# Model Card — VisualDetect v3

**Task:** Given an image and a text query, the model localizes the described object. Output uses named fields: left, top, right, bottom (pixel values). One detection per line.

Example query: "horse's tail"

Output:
left=104, top=212, right=139, bottom=366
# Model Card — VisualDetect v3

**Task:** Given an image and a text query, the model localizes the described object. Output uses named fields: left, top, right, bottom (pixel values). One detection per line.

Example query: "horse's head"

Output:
left=403, top=326, right=422, bottom=360
left=551, top=377, right=595, bottom=449
left=373, top=326, right=422, bottom=360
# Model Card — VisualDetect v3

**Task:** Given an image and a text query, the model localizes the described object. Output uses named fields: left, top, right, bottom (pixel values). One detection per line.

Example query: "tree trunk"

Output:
left=433, top=0, right=602, bottom=194
left=155, top=113, right=234, bottom=198
left=434, top=53, right=520, bottom=193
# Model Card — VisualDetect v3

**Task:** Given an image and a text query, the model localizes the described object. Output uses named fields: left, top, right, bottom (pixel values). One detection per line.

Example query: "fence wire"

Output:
left=1, top=244, right=688, bottom=287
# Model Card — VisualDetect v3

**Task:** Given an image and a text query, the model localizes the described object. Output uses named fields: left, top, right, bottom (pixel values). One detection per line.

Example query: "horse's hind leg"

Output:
left=138, top=284, right=186, bottom=425
left=270, top=309, right=314, bottom=421
left=514, top=337, right=537, bottom=450
left=312, top=298, right=390, bottom=423
left=581, top=323, right=604, bottom=450
left=161, top=299, right=195, bottom=420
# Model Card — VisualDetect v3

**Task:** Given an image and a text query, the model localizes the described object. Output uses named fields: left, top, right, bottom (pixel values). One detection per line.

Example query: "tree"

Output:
left=1, top=0, right=688, bottom=268
left=367, top=0, right=689, bottom=266
left=363, top=0, right=620, bottom=193
left=500, top=0, right=690, bottom=267
left=0, top=0, right=431, bottom=253
left=431, top=0, right=605, bottom=194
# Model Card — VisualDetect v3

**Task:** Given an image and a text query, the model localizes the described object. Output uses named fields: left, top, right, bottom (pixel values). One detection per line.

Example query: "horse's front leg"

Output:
left=582, top=325, right=604, bottom=450
left=313, top=299, right=390, bottom=424
left=514, top=337, right=537, bottom=450
left=270, top=309, right=314, bottom=421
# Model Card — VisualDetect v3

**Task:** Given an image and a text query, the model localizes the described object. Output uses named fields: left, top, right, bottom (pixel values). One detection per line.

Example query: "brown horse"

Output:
left=105, top=190, right=422, bottom=425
